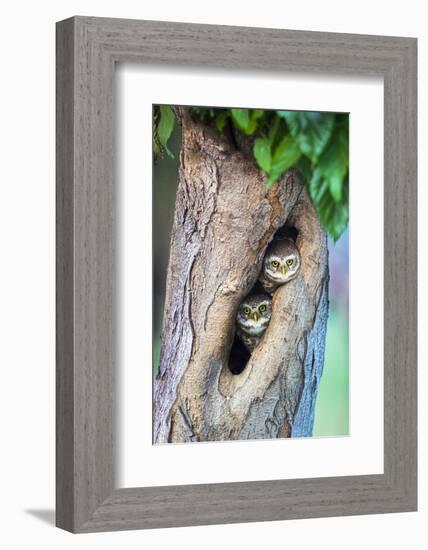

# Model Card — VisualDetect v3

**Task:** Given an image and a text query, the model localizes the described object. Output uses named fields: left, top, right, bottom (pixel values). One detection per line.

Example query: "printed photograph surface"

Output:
left=152, top=105, right=349, bottom=444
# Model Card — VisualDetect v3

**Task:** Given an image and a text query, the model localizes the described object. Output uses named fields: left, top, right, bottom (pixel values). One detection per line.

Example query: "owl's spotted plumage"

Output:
left=259, top=238, right=301, bottom=295
left=236, top=294, right=272, bottom=352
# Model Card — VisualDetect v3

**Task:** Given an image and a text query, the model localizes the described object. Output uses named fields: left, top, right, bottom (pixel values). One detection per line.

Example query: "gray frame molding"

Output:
left=56, top=16, right=417, bottom=533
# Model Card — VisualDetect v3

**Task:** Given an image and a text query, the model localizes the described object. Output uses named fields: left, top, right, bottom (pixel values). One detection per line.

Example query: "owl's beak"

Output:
left=280, top=265, right=288, bottom=274
left=252, top=312, right=259, bottom=321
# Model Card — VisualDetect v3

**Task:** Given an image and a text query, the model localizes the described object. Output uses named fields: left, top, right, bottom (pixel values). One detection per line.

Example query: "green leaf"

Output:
left=215, top=110, right=230, bottom=131
left=271, top=136, right=301, bottom=174
left=264, top=136, right=301, bottom=189
left=244, top=109, right=264, bottom=135
left=294, top=155, right=313, bottom=186
left=157, top=106, right=175, bottom=157
left=317, top=123, right=349, bottom=202
left=231, top=108, right=250, bottom=131
left=309, top=168, right=329, bottom=204
left=230, top=108, right=265, bottom=135
left=268, top=116, right=280, bottom=146
left=329, top=173, right=343, bottom=202
left=310, top=165, right=349, bottom=241
left=266, top=173, right=278, bottom=189
left=322, top=195, right=349, bottom=241
left=277, top=111, right=335, bottom=162
left=253, top=137, right=272, bottom=173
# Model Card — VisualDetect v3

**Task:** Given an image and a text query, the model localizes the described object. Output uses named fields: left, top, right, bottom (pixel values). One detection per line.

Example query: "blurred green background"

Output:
left=313, top=232, right=349, bottom=436
left=153, top=121, right=349, bottom=437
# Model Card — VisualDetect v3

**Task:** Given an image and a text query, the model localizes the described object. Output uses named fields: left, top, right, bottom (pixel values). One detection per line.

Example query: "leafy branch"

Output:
left=153, top=106, right=349, bottom=240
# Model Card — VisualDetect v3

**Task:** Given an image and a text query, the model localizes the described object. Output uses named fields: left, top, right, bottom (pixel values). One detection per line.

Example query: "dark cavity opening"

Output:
left=227, top=224, right=299, bottom=375
left=228, top=334, right=251, bottom=375
left=275, top=224, right=298, bottom=242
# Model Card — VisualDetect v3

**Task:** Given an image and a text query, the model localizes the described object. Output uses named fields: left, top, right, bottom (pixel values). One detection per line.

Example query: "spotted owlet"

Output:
left=236, top=293, right=272, bottom=352
left=258, top=238, right=301, bottom=295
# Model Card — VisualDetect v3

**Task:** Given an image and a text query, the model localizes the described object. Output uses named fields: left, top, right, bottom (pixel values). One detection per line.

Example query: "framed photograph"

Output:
left=151, top=103, right=349, bottom=446
left=56, top=16, right=417, bottom=532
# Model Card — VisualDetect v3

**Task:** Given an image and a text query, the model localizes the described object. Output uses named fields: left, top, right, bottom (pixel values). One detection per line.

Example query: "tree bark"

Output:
left=153, top=110, right=329, bottom=443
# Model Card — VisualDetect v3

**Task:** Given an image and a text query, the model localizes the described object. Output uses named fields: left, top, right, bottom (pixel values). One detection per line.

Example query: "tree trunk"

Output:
left=153, top=110, right=329, bottom=444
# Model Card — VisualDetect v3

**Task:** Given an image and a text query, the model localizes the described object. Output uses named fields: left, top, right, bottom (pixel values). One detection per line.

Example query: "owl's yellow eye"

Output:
left=286, top=258, right=294, bottom=267
left=259, top=304, right=267, bottom=313
left=271, top=260, right=279, bottom=268
left=243, top=307, right=251, bottom=316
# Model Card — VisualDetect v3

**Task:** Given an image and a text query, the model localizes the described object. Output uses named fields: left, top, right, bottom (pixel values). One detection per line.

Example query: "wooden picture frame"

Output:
left=56, top=16, right=417, bottom=533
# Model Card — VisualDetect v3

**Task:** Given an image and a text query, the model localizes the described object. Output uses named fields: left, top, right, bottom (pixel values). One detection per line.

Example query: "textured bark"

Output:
left=153, top=110, right=329, bottom=443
